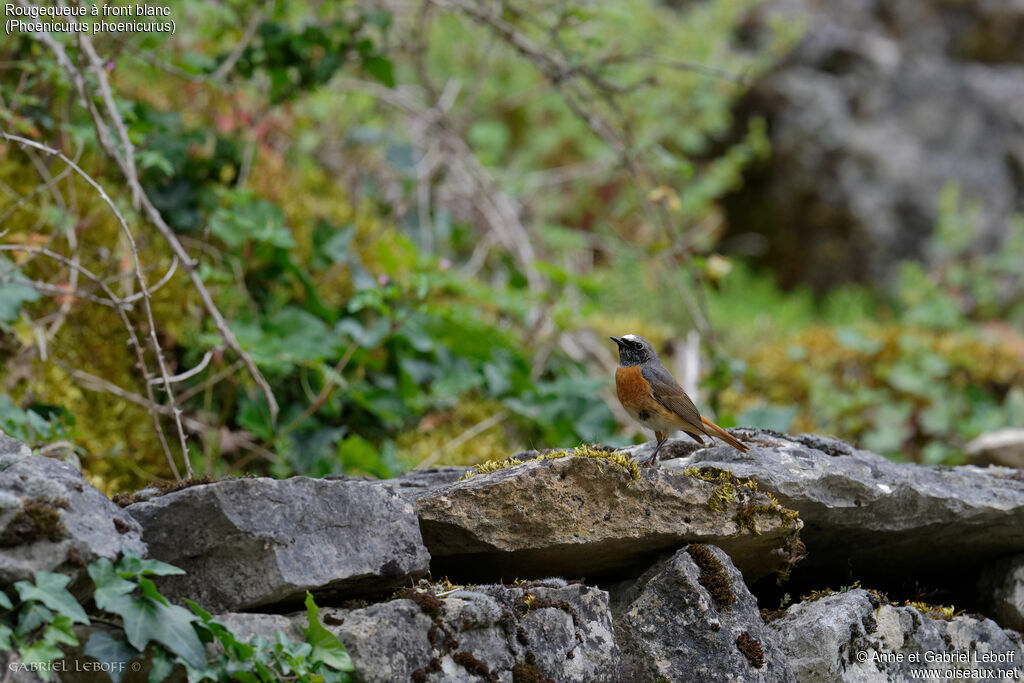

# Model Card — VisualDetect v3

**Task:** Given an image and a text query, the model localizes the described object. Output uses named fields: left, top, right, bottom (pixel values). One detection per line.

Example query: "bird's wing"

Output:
left=641, top=362, right=704, bottom=432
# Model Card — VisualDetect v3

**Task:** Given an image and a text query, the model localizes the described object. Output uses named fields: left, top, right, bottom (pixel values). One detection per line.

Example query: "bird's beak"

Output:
left=609, top=336, right=624, bottom=346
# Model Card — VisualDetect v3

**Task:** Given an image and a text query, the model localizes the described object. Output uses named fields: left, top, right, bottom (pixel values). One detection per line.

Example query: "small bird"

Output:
left=611, top=334, right=749, bottom=464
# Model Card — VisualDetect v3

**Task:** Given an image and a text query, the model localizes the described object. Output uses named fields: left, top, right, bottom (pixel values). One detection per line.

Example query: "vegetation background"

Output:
left=1, top=0, right=1022, bottom=494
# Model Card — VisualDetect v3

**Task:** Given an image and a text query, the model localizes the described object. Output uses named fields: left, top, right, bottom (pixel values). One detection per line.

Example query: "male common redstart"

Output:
left=611, top=334, right=749, bottom=464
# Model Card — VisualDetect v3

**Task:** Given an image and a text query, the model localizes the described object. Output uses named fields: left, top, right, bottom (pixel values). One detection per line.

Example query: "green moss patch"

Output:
left=679, top=466, right=800, bottom=532
left=904, top=600, right=963, bottom=621
left=459, top=445, right=640, bottom=482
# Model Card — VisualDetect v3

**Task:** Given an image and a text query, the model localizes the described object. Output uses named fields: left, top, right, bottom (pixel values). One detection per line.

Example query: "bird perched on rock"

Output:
left=611, top=334, right=749, bottom=464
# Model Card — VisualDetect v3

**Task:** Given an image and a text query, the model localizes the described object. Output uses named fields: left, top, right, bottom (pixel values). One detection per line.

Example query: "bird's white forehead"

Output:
left=622, top=334, right=639, bottom=341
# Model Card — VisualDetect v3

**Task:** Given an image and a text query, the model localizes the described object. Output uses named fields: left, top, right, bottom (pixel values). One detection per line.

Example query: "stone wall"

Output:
left=2, top=429, right=1023, bottom=681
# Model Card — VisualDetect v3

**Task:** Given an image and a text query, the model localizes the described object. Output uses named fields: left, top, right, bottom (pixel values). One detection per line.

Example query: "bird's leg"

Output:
left=644, top=431, right=668, bottom=466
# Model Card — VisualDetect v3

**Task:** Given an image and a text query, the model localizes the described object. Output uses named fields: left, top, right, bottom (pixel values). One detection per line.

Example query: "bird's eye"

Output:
left=630, top=341, right=642, bottom=349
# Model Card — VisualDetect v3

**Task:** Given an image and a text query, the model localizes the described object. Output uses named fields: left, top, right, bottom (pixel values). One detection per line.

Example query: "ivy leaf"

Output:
left=138, top=577, right=170, bottom=606
left=148, top=647, right=176, bottom=683
left=105, top=593, right=206, bottom=669
left=0, top=624, right=12, bottom=649
left=84, top=631, right=144, bottom=683
left=18, top=638, right=63, bottom=667
left=0, top=591, right=12, bottom=610
left=0, top=257, right=41, bottom=322
left=14, top=571, right=89, bottom=624
left=42, top=614, right=78, bottom=647
left=116, top=554, right=187, bottom=579
left=321, top=225, right=355, bottom=263
left=303, top=592, right=353, bottom=671
left=17, top=602, right=53, bottom=635
left=89, top=558, right=136, bottom=611
left=185, top=598, right=254, bottom=658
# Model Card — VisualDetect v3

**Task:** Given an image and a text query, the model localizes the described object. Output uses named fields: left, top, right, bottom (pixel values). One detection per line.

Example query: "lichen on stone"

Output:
left=459, top=445, right=640, bottom=482
left=679, top=466, right=800, bottom=534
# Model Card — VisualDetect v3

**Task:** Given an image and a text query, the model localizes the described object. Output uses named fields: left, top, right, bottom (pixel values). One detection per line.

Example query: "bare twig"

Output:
left=25, top=23, right=279, bottom=427
left=0, top=240, right=181, bottom=480
left=148, top=351, right=213, bottom=386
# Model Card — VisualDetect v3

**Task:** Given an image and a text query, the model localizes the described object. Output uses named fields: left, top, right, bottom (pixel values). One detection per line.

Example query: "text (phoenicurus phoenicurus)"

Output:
left=611, top=334, right=749, bottom=465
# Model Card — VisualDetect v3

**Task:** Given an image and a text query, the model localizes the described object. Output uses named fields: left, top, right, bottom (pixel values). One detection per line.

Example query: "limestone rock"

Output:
left=0, top=439, right=145, bottom=587
left=769, top=589, right=1024, bottom=682
left=653, top=430, right=1024, bottom=580
left=378, top=466, right=469, bottom=501
left=614, top=545, right=794, bottom=682
left=222, top=581, right=620, bottom=683
left=417, top=455, right=801, bottom=582
left=725, top=0, right=1024, bottom=288
left=977, top=554, right=1024, bottom=632
left=127, top=477, right=430, bottom=611
left=967, top=428, right=1024, bottom=468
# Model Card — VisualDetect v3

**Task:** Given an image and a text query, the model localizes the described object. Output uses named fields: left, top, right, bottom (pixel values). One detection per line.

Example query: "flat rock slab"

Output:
left=649, top=430, right=1024, bottom=580
left=614, top=545, right=794, bottom=682
left=417, top=455, right=801, bottom=582
left=127, top=477, right=430, bottom=612
left=769, top=589, right=1024, bottom=682
left=0, top=442, right=144, bottom=587
left=377, top=467, right=469, bottom=502
left=223, top=580, right=620, bottom=683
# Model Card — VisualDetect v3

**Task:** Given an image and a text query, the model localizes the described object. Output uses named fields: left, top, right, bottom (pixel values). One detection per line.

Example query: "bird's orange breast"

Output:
left=615, top=365, right=653, bottom=414
left=616, top=365, right=685, bottom=428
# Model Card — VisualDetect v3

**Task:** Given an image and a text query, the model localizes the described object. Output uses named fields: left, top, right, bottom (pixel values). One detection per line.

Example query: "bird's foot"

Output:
left=641, top=448, right=662, bottom=467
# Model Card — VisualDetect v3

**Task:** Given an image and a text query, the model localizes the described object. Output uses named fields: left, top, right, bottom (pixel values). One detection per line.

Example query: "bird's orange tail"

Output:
left=701, top=416, right=750, bottom=453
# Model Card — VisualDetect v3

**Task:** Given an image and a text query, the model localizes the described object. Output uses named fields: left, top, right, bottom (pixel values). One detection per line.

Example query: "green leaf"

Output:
left=147, top=647, right=176, bottom=683
left=0, top=257, right=41, bottom=322
left=321, top=225, right=355, bottom=264
left=361, top=55, right=394, bottom=87
left=138, top=578, right=170, bottom=606
left=209, top=190, right=295, bottom=249
left=104, top=592, right=206, bottom=669
left=0, top=591, right=12, bottom=610
left=41, top=615, right=78, bottom=647
left=17, top=602, right=53, bottom=635
left=19, top=638, right=62, bottom=667
left=337, top=434, right=391, bottom=478
left=0, top=624, right=13, bottom=649
left=116, top=554, right=187, bottom=579
left=303, top=592, right=353, bottom=671
left=183, top=598, right=213, bottom=622
left=84, top=631, right=143, bottom=683
left=89, top=558, right=137, bottom=612
left=14, top=571, right=89, bottom=624
left=135, top=149, right=174, bottom=177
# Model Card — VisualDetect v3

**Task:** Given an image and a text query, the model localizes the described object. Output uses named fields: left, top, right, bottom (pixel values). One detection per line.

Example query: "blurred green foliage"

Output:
left=716, top=185, right=1024, bottom=464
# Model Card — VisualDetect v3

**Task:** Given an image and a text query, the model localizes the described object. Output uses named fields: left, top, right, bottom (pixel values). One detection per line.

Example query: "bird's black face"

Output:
left=610, top=334, right=658, bottom=367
